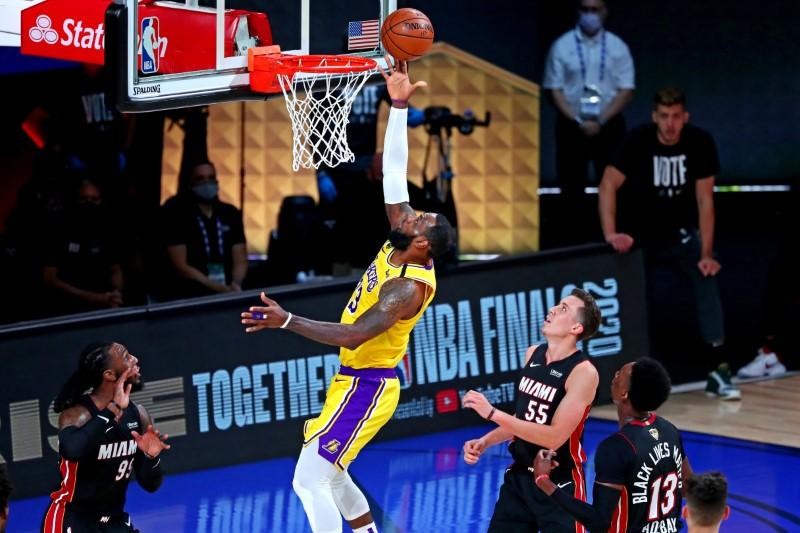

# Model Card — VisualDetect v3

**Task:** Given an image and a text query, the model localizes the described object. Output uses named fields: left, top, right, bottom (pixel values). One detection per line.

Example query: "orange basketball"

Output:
left=381, top=8, right=434, bottom=61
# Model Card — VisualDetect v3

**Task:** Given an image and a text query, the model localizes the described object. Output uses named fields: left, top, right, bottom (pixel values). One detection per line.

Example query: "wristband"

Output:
left=391, top=98, right=408, bottom=105
left=535, top=474, right=550, bottom=484
left=486, top=407, right=496, bottom=421
left=280, top=312, right=293, bottom=329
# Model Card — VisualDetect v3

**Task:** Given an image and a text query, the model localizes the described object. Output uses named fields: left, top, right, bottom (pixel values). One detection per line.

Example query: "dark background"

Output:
left=0, top=1, right=792, bottom=369
left=3, top=0, right=799, bottom=184
left=0, top=247, right=647, bottom=498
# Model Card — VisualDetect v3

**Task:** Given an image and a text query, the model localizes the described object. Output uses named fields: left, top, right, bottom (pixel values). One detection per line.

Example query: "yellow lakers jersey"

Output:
left=339, top=241, right=436, bottom=369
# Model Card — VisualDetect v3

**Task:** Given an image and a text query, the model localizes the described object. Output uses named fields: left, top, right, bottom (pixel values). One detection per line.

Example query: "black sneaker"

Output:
left=705, top=363, right=741, bottom=401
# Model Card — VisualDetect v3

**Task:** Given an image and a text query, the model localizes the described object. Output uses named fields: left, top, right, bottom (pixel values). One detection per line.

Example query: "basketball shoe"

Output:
left=736, top=348, right=786, bottom=379
left=705, top=363, right=741, bottom=400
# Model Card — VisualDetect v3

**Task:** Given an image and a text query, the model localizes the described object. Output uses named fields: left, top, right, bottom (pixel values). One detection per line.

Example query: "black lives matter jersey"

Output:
left=509, top=344, right=593, bottom=486
left=47, top=395, right=143, bottom=517
left=594, top=414, right=686, bottom=533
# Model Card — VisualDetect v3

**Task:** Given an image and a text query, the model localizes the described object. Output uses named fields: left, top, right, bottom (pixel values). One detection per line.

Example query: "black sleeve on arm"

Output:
left=550, top=434, right=633, bottom=531
left=551, top=483, right=622, bottom=532
left=58, top=409, right=116, bottom=460
left=133, top=452, right=164, bottom=492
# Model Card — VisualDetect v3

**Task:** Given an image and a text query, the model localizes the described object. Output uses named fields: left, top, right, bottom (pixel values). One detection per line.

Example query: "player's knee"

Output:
left=330, top=473, right=370, bottom=520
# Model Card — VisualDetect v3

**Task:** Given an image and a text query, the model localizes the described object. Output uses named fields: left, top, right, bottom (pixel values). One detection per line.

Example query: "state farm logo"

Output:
left=27, top=15, right=105, bottom=50
left=28, top=15, right=58, bottom=44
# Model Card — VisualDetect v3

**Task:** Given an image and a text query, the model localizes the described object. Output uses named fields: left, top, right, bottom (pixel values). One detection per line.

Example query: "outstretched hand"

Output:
left=241, top=292, right=291, bottom=333
left=131, top=424, right=170, bottom=459
left=378, top=55, right=427, bottom=102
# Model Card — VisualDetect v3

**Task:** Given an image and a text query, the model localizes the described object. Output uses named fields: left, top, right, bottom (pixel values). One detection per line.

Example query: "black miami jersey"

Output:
left=509, top=344, right=594, bottom=486
left=594, top=414, right=686, bottom=533
left=44, top=395, right=144, bottom=525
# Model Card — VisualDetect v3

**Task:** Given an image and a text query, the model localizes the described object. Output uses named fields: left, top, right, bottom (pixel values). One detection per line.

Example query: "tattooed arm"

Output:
left=241, top=278, right=425, bottom=350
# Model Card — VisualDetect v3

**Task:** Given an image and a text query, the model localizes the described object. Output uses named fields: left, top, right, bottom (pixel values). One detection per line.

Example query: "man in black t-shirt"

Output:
left=598, top=87, right=740, bottom=401
left=160, top=160, right=248, bottom=299
left=533, top=357, right=691, bottom=532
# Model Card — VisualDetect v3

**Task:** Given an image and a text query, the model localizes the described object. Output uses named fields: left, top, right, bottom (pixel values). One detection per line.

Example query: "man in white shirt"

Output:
left=543, top=0, right=634, bottom=245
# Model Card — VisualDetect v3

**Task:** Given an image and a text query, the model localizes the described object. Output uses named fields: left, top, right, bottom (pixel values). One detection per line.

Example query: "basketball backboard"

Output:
left=105, top=0, right=395, bottom=111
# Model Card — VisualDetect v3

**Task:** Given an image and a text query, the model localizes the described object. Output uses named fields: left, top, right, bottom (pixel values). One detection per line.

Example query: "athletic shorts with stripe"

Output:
left=302, top=366, right=400, bottom=470
left=488, top=469, right=586, bottom=533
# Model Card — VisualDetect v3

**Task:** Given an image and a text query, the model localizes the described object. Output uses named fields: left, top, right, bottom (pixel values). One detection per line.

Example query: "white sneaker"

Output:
left=737, top=349, right=787, bottom=379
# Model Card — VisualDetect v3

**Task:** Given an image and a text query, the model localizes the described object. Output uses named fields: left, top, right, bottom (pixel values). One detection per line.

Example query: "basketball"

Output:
left=381, top=8, right=434, bottom=61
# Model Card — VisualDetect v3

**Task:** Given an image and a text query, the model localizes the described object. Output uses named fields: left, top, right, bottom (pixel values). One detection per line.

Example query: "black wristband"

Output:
left=486, top=407, right=497, bottom=421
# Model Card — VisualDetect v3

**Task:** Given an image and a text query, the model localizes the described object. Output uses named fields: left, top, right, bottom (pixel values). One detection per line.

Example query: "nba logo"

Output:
left=140, top=17, right=160, bottom=74
left=396, top=352, right=412, bottom=390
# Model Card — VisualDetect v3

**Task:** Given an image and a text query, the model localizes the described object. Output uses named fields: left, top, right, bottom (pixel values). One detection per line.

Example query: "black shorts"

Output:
left=41, top=506, right=138, bottom=533
left=488, top=469, right=581, bottom=533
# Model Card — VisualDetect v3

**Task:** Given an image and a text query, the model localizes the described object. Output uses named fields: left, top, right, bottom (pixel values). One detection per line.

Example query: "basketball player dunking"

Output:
left=462, top=289, right=602, bottom=532
left=240, top=58, right=455, bottom=533
left=41, top=342, right=170, bottom=533
left=533, top=358, right=692, bottom=533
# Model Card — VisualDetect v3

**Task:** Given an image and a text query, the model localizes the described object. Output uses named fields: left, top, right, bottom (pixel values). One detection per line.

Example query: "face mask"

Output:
left=578, top=12, right=602, bottom=35
left=192, top=182, right=219, bottom=201
left=388, top=229, right=413, bottom=251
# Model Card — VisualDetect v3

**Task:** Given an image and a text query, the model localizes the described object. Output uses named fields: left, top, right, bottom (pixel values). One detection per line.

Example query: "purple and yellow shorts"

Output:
left=303, top=366, right=400, bottom=470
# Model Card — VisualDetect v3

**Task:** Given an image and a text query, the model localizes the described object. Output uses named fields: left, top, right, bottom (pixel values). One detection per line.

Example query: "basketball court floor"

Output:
left=13, top=376, right=800, bottom=532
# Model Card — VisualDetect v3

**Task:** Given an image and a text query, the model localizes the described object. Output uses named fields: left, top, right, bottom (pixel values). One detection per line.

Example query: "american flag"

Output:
left=347, top=19, right=380, bottom=51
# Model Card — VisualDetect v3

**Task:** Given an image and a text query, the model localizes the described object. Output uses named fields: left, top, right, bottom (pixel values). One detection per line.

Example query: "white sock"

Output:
left=353, top=524, right=379, bottom=533
left=292, top=439, right=344, bottom=533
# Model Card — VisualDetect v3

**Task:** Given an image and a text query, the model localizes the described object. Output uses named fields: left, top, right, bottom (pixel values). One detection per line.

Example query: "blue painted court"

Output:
left=12, top=419, right=800, bottom=532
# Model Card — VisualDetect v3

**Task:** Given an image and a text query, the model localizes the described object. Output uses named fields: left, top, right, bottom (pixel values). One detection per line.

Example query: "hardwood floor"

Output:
left=590, top=374, right=800, bottom=448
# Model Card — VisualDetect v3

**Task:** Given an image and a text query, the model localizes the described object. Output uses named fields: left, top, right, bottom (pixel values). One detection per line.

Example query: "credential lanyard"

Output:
left=574, top=29, right=607, bottom=83
left=196, top=215, right=224, bottom=259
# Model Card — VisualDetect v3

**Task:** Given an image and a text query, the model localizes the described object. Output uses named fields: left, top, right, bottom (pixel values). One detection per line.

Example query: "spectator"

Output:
left=599, top=87, right=740, bottom=401
left=42, top=178, right=124, bottom=315
left=683, top=472, right=730, bottom=532
left=0, top=464, right=12, bottom=533
left=543, top=0, right=635, bottom=245
left=161, top=160, right=248, bottom=299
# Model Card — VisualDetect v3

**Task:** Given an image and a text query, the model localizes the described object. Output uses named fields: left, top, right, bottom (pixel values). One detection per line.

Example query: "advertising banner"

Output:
left=0, top=246, right=647, bottom=497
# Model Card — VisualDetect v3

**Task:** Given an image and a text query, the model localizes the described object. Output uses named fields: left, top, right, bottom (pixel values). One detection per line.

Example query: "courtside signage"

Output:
left=0, top=248, right=647, bottom=497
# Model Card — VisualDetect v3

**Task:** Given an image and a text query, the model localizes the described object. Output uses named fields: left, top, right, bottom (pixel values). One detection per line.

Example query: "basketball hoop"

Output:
left=249, top=48, right=378, bottom=171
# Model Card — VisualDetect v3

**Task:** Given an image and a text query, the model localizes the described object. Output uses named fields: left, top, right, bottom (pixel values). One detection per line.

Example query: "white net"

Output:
left=278, top=59, right=377, bottom=171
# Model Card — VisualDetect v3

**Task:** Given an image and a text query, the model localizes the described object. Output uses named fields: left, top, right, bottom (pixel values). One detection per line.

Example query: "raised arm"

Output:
left=132, top=404, right=168, bottom=492
left=57, top=369, right=134, bottom=460
left=534, top=445, right=626, bottom=532
left=379, top=57, right=427, bottom=228
left=241, top=278, right=425, bottom=349
left=463, top=360, right=598, bottom=450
